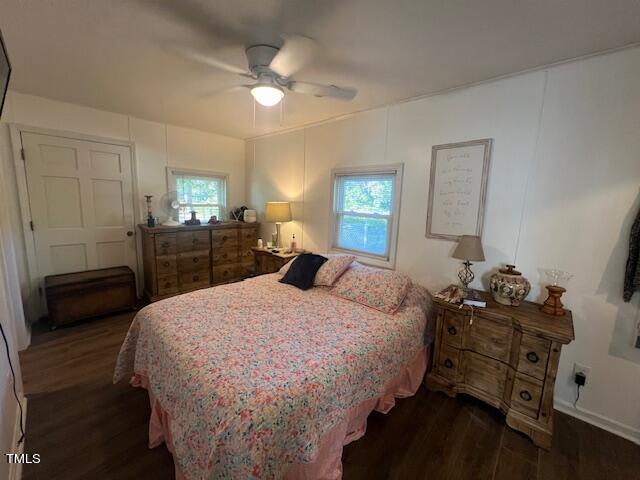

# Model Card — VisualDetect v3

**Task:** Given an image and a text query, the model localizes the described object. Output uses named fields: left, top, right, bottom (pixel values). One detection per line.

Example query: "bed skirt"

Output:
left=131, top=345, right=430, bottom=480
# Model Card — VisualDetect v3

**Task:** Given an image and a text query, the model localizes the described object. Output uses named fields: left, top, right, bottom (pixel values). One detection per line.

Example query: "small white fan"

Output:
left=160, top=191, right=181, bottom=226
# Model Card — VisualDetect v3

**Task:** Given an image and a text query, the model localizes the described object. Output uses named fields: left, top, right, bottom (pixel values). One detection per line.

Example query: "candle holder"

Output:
left=144, top=195, right=155, bottom=227
left=540, top=269, right=573, bottom=316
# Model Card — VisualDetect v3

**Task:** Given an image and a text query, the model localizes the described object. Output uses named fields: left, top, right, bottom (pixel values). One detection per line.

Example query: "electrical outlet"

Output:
left=573, top=363, right=591, bottom=386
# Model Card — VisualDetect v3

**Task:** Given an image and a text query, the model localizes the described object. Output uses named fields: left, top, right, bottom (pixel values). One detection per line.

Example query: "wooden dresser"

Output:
left=139, top=222, right=259, bottom=301
left=426, top=288, right=574, bottom=449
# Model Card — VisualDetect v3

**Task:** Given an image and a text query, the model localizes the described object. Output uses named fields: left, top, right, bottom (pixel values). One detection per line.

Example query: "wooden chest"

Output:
left=426, top=288, right=574, bottom=450
left=45, top=266, right=136, bottom=328
left=139, top=222, right=259, bottom=301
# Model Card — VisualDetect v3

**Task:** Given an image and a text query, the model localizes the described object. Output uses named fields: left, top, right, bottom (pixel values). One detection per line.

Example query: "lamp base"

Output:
left=458, top=261, right=474, bottom=294
left=275, top=222, right=282, bottom=248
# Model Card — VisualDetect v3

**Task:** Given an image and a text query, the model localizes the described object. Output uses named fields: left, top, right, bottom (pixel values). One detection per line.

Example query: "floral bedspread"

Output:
left=114, top=274, right=433, bottom=479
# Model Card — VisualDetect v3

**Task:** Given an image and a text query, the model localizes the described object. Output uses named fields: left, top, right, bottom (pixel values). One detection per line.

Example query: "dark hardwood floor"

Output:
left=19, top=313, right=640, bottom=480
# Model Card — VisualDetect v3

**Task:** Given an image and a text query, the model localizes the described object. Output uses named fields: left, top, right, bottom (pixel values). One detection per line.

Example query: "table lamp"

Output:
left=264, top=201, right=291, bottom=248
left=452, top=235, right=485, bottom=295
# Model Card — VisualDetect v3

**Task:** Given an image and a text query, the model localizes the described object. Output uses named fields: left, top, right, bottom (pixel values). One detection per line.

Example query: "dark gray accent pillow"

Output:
left=279, top=254, right=328, bottom=290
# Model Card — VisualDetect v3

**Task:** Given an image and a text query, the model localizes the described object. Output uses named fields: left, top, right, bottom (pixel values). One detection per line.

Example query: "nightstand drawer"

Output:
left=437, top=344, right=461, bottom=381
left=462, top=351, right=509, bottom=400
left=518, top=334, right=550, bottom=380
left=443, top=310, right=465, bottom=348
left=466, top=315, right=513, bottom=363
left=511, top=373, right=543, bottom=419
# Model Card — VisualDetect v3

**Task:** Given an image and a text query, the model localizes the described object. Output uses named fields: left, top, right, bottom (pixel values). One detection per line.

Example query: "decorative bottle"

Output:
left=290, top=234, right=297, bottom=252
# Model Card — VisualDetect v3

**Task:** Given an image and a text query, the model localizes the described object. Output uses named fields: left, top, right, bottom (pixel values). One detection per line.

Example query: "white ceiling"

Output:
left=2, top=0, right=640, bottom=139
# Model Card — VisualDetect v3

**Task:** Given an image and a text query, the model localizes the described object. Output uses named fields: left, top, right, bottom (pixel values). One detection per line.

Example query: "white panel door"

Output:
left=22, top=132, right=137, bottom=281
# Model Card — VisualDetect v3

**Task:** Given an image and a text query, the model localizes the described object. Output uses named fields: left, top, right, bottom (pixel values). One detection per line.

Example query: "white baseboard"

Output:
left=555, top=398, right=640, bottom=445
left=8, top=394, right=27, bottom=480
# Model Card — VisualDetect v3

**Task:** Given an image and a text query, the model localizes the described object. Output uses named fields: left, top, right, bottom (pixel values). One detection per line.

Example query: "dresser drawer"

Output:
left=212, top=247, right=238, bottom=266
left=517, top=334, right=550, bottom=381
left=155, top=233, right=177, bottom=255
left=212, top=229, right=239, bottom=248
left=156, top=255, right=177, bottom=275
left=465, top=315, right=513, bottom=363
left=462, top=351, right=509, bottom=400
left=212, top=264, right=238, bottom=284
left=177, top=230, right=210, bottom=252
left=237, top=262, right=254, bottom=278
left=179, top=270, right=210, bottom=290
left=239, top=228, right=258, bottom=246
left=510, top=373, right=543, bottom=419
left=437, top=343, right=461, bottom=382
left=443, top=310, right=465, bottom=348
left=238, top=247, right=255, bottom=263
left=177, top=250, right=209, bottom=273
left=157, top=274, right=179, bottom=296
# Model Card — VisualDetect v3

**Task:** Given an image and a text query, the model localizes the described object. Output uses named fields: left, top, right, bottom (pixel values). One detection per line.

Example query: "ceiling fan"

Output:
left=174, top=35, right=357, bottom=107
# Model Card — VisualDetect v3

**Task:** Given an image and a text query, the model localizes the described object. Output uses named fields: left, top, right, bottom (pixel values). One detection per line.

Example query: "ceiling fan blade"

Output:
left=170, top=45, right=254, bottom=78
left=287, top=81, right=357, bottom=101
left=269, top=35, right=318, bottom=78
left=199, top=84, right=253, bottom=99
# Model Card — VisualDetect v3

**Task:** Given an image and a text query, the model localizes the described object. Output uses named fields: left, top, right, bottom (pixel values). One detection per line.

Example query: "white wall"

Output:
left=246, top=46, right=640, bottom=441
left=0, top=105, right=27, bottom=480
left=0, top=92, right=246, bottom=319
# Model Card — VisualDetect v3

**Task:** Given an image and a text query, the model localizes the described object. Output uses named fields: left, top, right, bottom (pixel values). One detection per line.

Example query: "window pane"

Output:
left=176, top=176, right=221, bottom=205
left=178, top=205, right=220, bottom=223
left=341, top=176, right=393, bottom=215
left=173, top=173, right=225, bottom=223
left=337, top=215, right=388, bottom=256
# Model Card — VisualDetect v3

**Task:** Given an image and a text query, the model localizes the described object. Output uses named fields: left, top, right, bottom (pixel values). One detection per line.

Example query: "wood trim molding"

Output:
left=7, top=394, right=27, bottom=480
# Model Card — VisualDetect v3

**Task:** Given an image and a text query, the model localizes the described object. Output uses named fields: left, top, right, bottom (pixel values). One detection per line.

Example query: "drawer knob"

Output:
left=193, top=257, right=199, bottom=263
left=162, top=242, right=169, bottom=248
left=163, top=261, right=170, bottom=267
left=164, top=282, right=171, bottom=288
left=223, top=253, right=227, bottom=258
left=526, top=351, right=539, bottom=363
left=444, top=358, right=454, bottom=369
left=447, top=326, right=457, bottom=335
left=193, top=238, right=198, bottom=244
left=519, top=390, right=532, bottom=402
left=222, top=235, right=228, bottom=241
left=223, top=270, right=228, bottom=276
left=193, top=275, right=199, bottom=282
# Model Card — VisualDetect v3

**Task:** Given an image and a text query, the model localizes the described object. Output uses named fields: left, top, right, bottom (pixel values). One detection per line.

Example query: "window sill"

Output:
left=330, top=247, right=395, bottom=270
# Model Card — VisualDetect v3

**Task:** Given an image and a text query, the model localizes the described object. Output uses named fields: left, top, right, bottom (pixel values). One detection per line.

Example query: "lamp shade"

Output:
left=264, top=201, right=292, bottom=223
left=452, top=235, right=485, bottom=261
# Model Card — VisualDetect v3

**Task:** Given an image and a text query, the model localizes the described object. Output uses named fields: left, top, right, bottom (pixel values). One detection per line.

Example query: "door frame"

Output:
left=9, top=123, right=143, bottom=322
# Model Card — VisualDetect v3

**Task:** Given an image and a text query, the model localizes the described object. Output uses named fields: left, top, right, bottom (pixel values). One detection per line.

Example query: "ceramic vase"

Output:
left=489, top=264, right=531, bottom=306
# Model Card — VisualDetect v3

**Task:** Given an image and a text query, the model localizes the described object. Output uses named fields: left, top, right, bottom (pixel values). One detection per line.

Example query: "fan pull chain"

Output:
left=252, top=98, right=256, bottom=129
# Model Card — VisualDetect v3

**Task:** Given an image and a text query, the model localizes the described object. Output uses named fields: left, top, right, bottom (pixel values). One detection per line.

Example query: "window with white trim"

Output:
left=331, top=165, right=403, bottom=266
left=167, top=168, right=227, bottom=223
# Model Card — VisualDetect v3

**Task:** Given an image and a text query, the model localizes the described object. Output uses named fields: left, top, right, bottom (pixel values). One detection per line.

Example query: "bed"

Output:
left=114, top=270, right=434, bottom=479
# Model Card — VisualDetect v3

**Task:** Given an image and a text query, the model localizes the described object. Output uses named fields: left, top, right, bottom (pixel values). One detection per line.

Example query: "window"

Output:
left=167, top=168, right=227, bottom=223
left=331, top=164, right=403, bottom=267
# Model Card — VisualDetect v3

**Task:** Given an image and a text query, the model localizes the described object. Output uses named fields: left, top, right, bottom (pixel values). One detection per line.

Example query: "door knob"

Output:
left=126, top=231, right=134, bottom=237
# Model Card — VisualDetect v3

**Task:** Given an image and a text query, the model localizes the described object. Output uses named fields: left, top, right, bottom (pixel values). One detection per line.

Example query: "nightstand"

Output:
left=426, top=287, right=574, bottom=450
left=251, top=248, right=301, bottom=275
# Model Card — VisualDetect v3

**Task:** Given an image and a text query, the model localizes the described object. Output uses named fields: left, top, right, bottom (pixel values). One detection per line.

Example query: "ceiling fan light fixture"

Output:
left=250, top=84, right=284, bottom=107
